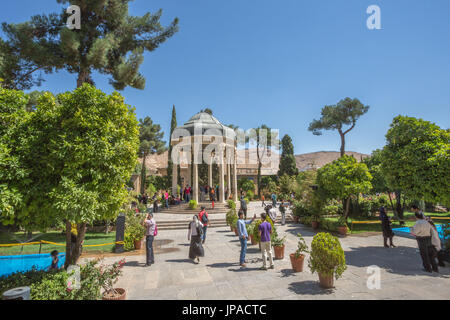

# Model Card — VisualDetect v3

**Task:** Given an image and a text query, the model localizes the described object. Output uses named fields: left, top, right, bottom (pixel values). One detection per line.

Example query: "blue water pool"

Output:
left=393, top=224, right=446, bottom=240
left=0, top=253, right=66, bottom=278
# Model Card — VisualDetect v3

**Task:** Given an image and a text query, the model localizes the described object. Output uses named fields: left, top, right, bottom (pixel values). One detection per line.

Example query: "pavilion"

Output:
left=170, top=112, right=238, bottom=203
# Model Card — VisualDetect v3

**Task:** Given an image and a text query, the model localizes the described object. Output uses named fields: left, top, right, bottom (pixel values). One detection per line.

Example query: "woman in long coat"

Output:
left=188, top=215, right=205, bottom=263
left=380, top=206, right=395, bottom=248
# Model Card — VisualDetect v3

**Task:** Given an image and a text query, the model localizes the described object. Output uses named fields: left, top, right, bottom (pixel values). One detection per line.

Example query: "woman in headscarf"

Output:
left=188, top=215, right=205, bottom=264
left=379, top=206, right=395, bottom=248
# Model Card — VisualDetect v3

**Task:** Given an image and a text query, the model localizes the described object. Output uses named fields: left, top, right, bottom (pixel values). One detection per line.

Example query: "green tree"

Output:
left=238, top=178, right=255, bottom=193
left=316, top=155, right=372, bottom=219
left=2, top=0, right=179, bottom=89
left=381, top=116, right=450, bottom=207
left=10, top=84, right=139, bottom=266
left=167, top=105, right=177, bottom=191
left=201, top=108, right=213, bottom=115
left=139, top=117, right=166, bottom=194
left=0, top=38, right=45, bottom=90
left=0, top=88, right=30, bottom=223
left=309, top=98, right=369, bottom=157
left=248, top=125, right=279, bottom=198
left=278, top=134, right=298, bottom=176
left=278, top=174, right=296, bottom=198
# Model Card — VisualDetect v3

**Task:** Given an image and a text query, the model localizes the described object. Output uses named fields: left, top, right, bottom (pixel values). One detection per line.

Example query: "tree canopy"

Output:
left=316, top=155, right=372, bottom=218
left=309, top=98, right=369, bottom=157
left=278, top=134, right=298, bottom=177
left=1, top=0, right=179, bottom=89
left=381, top=115, right=450, bottom=206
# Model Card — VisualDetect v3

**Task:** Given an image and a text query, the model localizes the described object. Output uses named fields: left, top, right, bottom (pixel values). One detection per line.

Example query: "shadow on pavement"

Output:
left=280, top=269, right=297, bottom=278
left=345, top=246, right=450, bottom=277
left=288, top=280, right=334, bottom=295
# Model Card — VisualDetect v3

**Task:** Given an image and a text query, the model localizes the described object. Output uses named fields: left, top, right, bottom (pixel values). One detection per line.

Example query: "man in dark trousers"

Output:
left=410, top=208, right=439, bottom=273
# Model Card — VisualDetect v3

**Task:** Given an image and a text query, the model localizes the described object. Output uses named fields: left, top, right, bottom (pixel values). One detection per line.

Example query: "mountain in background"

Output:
left=295, top=151, right=369, bottom=172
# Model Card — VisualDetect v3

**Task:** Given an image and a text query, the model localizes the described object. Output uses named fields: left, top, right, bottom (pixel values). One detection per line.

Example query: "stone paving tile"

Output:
left=101, top=202, right=450, bottom=300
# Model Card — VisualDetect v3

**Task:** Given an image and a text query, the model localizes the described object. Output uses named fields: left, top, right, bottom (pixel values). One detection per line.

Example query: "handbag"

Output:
left=153, top=224, right=158, bottom=236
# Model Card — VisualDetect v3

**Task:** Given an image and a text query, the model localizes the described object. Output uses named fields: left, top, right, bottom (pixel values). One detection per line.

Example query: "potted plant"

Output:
left=101, top=259, right=127, bottom=300
left=308, top=232, right=347, bottom=289
left=311, top=213, right=320, bottom=230
left=337, top=217, right=348, bottom=236
left=226, top=209, right=238, bottom=232
left=290, top=233, right=309, bottom=272
left=246, top=223, right=258, bottom=245
left=124, top=212, right=145, bottom=250
left=271, top=232, right=286, bottom=260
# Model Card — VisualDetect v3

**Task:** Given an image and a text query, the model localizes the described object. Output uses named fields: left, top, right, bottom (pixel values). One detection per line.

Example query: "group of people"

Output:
left=379, top=204, right=445, bottom=274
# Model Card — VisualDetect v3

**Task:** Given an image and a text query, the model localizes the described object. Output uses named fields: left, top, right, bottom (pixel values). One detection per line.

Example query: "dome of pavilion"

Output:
left=175, top=112, right=236, bottom=140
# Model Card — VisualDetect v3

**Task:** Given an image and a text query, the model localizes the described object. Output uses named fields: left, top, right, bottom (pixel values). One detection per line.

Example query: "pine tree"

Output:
left=167, top=105, right=177, bottom=191
left=278, top=134, right=298, bottom=177
left=139, top=117, right=166, bottom=194
left=2, top=0, right=179, bottom=89
left=309, top=98, right=369, bottom=157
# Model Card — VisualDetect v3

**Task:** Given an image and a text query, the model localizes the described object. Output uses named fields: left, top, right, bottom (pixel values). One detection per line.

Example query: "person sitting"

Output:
left=49, top=250, right=60, bottom=270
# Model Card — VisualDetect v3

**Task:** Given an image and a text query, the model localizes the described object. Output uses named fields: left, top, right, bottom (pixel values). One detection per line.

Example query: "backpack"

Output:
left=201, top=211, right=209, bottom=224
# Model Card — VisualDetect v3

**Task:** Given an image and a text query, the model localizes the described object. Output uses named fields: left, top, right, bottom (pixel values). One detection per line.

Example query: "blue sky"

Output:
left=1, top=0, right=449, bottom=155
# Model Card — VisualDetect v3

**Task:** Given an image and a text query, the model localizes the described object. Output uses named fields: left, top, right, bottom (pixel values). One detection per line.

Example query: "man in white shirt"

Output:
left=410, top=209, right=439, bottom=273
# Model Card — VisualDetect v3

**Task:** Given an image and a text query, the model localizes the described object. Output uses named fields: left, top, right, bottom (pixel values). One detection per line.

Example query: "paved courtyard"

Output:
left=96, top=203, right=450, bottom=300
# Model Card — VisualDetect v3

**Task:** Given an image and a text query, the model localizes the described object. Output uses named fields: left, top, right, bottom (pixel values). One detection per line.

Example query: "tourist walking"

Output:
left=265, top=204, right=277, bottom=223
left=164, top=191, right=169, bottom=209
left=410, top=208, right=438, bottom=273
left=240, top=195, right=248, bottom=219
left=188, top=215, right=205, bottom=264
left=271, top=193, right=277, bottom=207
left=199, top=206, right=210, bottom=244
left=143, top=213, right=157, bottom=267
left=210, top=187, right=215, bottom=210
left=379, top=207, right=395, bottom=248
left=200, top=185, right=205, bottom=202
left=261, top=194, right=266, bottom=207
left=185, top=185, right=191, bottom=203
left=279, top=199, right=287, bottom=225
left=236, top=210, right=256, bottom=267
left=258, top=212, right=274, bottom=270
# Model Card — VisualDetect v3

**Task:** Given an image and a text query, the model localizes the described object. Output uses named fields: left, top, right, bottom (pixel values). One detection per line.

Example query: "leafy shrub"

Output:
left=226, top=209, right=238, bottom=227
left=238, top=178, right=255, bottom=193
left=227, top=199, right=236, bottom=210
left=271, top=233, right=286, bottom=247
left=292, top=201, right=311, bottom=217
left=188, top=200, right=198, bottom=210
left=294, top=233, right=309, bottom=258
left=246, top=190, right=254, bottom=201
left=323, top=204, right=340, bottom=216
left=308, top=232, right=347, bottom=279
left=0, top=259, right=123, bottom=300
left=319, top=218, right=339, bottom=232
left=124, top=211, right=145, bottom=250
left=252, top=217, right=275, bottom=243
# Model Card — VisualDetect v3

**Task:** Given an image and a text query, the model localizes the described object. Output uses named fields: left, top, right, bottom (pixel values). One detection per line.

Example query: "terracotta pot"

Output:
left=289, top=253, right=305, bottom=272
left=318, top=273, right=334, bottom=289
left=294, top=216, right=299, bottom=223
left=102, top=288, right=126, bottom=300
left=230, top=226, right=234, bottom=232
left=338, top=226, right=348, bottom=236
left=134, top=238, right=143, bottom=250
left=234, top=228, right=239, bottom=236
left=250, top=234, right=258, bottom=245
left=273, top=245, right=285, bottom=260
left=311, top=221, right=319, bottom=229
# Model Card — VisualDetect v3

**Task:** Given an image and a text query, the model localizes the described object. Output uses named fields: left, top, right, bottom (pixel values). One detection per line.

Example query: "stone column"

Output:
left=233, top=148, right=238, bottom=202
left=208, top=159, right=213, bottom=188
left=193, top=163, right=198, bottom=203
left=172, top=162, right=178, bottom=196
left=227, top=162, right=231, bottom=200
left=219, top=155, right=225, bottom=204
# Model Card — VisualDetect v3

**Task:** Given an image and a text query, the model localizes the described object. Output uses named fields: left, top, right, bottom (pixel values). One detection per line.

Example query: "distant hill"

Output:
left=295, top=151, right=369, bottom=171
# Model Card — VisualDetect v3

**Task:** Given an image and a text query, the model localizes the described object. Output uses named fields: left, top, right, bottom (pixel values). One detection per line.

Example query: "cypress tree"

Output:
left=278, top=134, right=298, bottom=176
left=167, top=105, right=177, bottom=191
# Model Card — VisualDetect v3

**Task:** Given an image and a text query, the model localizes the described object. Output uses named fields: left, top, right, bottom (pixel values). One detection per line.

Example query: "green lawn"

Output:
left=0, top=231, right=117, bottom=256
left=351, top=211, right=449, bottom=234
